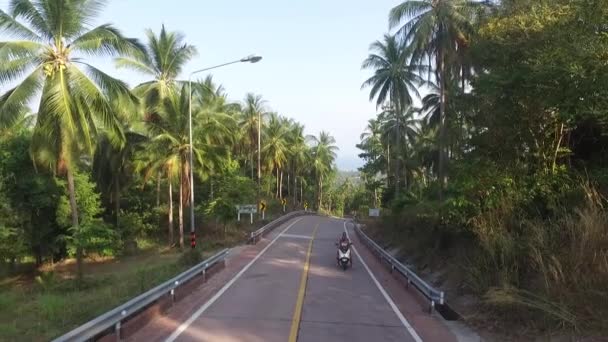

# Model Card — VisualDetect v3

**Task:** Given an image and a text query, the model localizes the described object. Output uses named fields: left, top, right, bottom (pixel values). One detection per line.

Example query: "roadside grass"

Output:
left=359, top=194, right=608, bottom=339
left=0, top=210, right=290, bottom=341
left=0, top=248, right=186, bottom=342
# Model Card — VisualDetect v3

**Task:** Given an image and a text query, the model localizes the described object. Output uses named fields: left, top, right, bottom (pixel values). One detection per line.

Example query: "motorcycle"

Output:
left=335, top=240, right=352, bottom=270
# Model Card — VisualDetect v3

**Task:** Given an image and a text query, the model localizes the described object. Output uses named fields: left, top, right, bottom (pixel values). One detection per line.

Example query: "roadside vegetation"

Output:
left=351, top=0, right=608, bottom=338
left=0, top=0, right=340, bottom=339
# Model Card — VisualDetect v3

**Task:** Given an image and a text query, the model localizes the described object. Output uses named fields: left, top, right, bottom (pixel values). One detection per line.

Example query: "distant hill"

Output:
left=336, top=170, right=361, bottom=185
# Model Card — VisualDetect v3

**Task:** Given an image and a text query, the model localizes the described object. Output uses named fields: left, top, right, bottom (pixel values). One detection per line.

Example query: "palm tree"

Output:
left=115, top=24, right=197, bottom=111
left=239, top=93, right=266, bottom=181
left=144, top=85, right=205, bottom=248
left=389, top=0, right=486, bottom=197
left=286, top=121, right=307, bottom=205
left=361, top=33, right=425, bottom=194
left=263, top=113, right=290, bottom=199
left=117, top=24, right=196, bottom=235
left=0, top=0, right=143, bottom=278
left=378, top=105, right=420, bottom=190
left=309, top=131, right=338, bottom=209
left=193, top=82, right=238, bottom=182
left=92, top=130, right=146, bottom=227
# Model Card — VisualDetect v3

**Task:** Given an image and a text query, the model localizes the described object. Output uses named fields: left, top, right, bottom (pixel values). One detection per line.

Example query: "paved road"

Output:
left=130, top=215, right=455, bottom=342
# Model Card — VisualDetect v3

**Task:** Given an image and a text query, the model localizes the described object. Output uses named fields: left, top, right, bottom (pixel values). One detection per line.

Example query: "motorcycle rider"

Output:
left=336, top=232, right=351, bottom=265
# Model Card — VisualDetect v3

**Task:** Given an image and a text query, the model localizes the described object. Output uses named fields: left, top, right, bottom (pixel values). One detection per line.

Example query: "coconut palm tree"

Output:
left=0, top=0, right=143, bottom=278
left=239, top=93, right=266, bottom=181
left=92, top=130, right=146, bottom=227
left=286, top=121, right=307, bottom=205
left=263, top=113, right=290, bottom=198
left=378, top=105, right=420, bottom=189
left=389, top=0, right=487, bottom=197
left=115, top=24, right=197, bottom=111
left=361, top=33, right=425, bottom=194
left=144, top=85, right=205, bottom=248
left=309, top=131, right=338, bottom=209
left=358, top=119, right=388, bottom=185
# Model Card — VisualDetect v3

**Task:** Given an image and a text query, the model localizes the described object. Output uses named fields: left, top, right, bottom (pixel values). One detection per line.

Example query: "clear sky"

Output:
left=3, top=0, right=405, bottom=170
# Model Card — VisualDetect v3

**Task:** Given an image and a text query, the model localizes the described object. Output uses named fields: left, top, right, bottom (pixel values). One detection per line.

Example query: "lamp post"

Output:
left=257, top=105, right=261, bottom=219
left=188, top=54, right=262, bottom=248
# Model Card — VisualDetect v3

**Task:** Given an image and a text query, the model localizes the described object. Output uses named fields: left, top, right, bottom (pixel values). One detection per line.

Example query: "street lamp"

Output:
left=188, top=54, right=262, bottom=248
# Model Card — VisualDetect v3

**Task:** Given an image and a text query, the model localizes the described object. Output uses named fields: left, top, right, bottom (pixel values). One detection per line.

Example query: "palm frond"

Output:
left=0, top=9, right=42, bottom=41
left=9, top=0, right=49, bottom=38
left=71, top=24, right=144, bottom=57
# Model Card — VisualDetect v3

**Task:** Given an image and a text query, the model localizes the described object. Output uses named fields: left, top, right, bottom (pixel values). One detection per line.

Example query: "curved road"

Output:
left=129, top=215, right=456, bottom=342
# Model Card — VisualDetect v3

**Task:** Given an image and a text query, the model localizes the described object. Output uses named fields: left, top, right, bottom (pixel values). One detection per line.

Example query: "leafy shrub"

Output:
left=178, top=249, right=203, bottom=267
left=56, top=172, right=122, bottom=258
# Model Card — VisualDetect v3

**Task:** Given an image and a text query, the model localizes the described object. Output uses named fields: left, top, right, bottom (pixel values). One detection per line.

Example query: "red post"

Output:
left=190, top=232, right=196, bottom=248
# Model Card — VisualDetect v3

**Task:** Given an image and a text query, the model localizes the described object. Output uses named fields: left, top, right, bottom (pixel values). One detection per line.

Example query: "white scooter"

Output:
left=336, top=240, right=353, bottom=270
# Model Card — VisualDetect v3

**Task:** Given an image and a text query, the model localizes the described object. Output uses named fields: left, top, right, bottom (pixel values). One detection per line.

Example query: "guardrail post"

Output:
left=170, top=289, right=175, bottom=304
left=429, top=300, right=435, bottom=314
left=114, top=321, right=121, bottom=341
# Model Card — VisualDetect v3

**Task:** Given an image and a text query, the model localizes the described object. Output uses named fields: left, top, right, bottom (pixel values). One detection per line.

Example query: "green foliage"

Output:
left=178, top=249, right=203, bottom=267
left=56, top=172, right=121, bottom=257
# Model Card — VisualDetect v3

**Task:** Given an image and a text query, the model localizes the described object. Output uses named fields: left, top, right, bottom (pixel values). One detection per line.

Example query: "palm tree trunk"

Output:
left=293, top=173, right=297, bottom=204
left=276, top=167, right=280, bottom=198
left=250, top=153, right=254, bottom=179
left=386, top=143, right=391, bottom=187
left=114, top=180, right=120, bottom=227
left=287, top=172, right=290, bottom=199
left=318, top=175, right=323, bottom=210
left=279, top=170, right=283, bottom=200
left=156, top=173, right=161, bottom=207
left=394, top=98, right=401, bottom=195
left=66, top=169, right=83, bottom=280
left=179, top=172, right=184, bottom=249
left=300, top=177, right=303, bottom=204
left=168, top=181, right=174, bottom=246
left=438, top=47, right=447, bottom=201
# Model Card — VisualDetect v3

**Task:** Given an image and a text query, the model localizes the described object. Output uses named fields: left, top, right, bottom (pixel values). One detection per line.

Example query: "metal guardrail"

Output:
left=249, top=210, right=309, bottom=243
left=353, top=223, right=445, bottom=312
left=52, top=248, right=230, bottom=342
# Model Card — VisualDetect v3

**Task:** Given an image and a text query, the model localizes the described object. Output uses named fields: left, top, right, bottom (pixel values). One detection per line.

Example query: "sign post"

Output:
left=281, top=198, right=287, bottom=213
left=369, top=208, right=380, bottom=217
left=259, top=201, right=267, bottom=220
left=236, top=205, right=257, bottom=224
left=304, top=202, right=309, bottom=212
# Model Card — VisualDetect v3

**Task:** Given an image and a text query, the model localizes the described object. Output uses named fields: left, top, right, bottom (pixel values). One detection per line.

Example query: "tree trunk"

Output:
left=279, top=170, right=284, bottom=200
left=318, top=175, right=323, bottom=210
left=438, top=46, right=447, bottom=201
left=394, top=95, right=401, bottom=195
left=293, top=174, right=297, bottom=205
left=114, top=179, right=121, bottom=227
left=67, top=169, right=83, bottom=280
left=552, top=123, right=565, bottom=173
left=287, top=173, right=290, bottom=199
left=179, top=171, right=184, bottom=249
left=168, top=181, right=174, bottom=246
left=300, top=177, right=303, bottom=204
left=250, top=153, right=254, bottom=179
left=386, top=143, right=391, bottom=187
left=275, top=167, right=280, bottom=198
left=156, top=174, right=161, bottom=207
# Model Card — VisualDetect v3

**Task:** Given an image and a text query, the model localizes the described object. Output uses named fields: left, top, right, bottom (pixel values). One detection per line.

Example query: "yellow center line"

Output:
left=288, top=223, right=319, bottom=342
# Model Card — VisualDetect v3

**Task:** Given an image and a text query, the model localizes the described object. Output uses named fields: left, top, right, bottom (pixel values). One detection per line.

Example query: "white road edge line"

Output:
left=343, top=220, right=423, bottom=342
left=164, top=217, right=305, bottom=342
